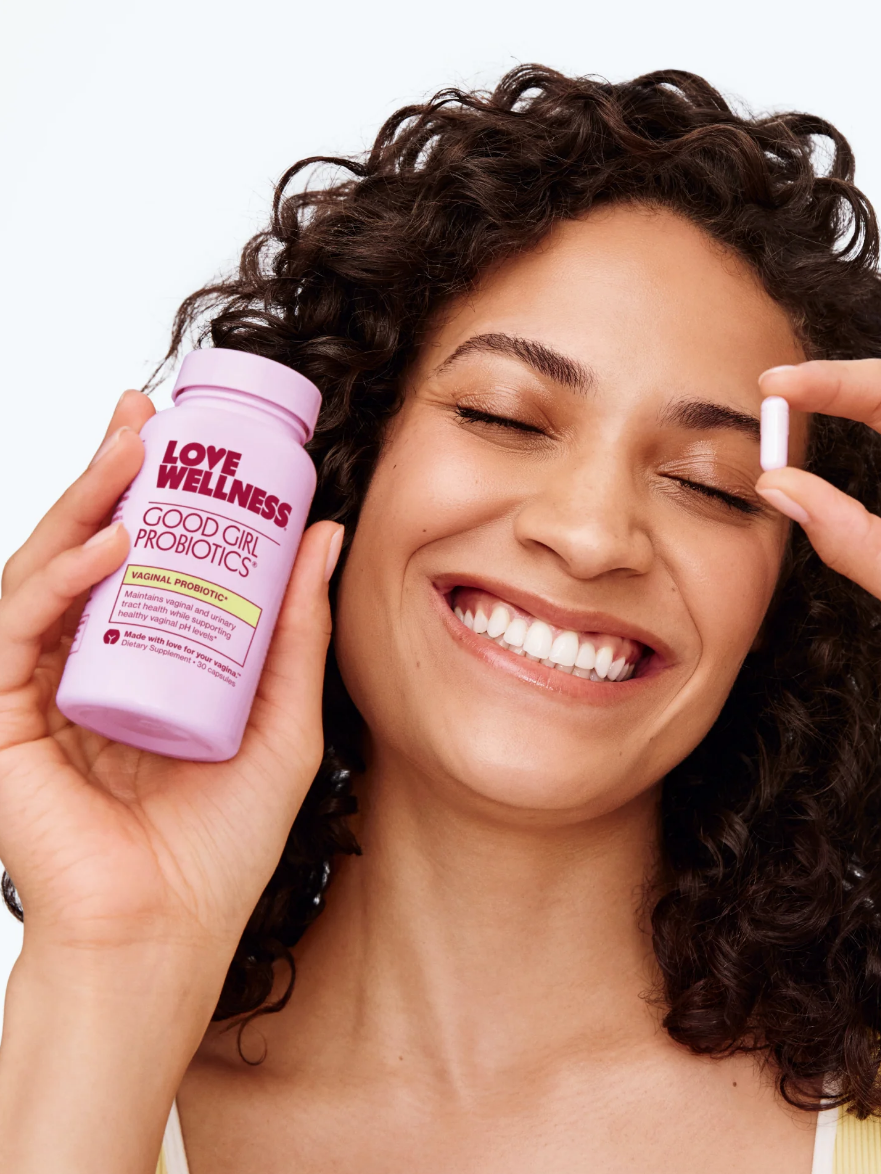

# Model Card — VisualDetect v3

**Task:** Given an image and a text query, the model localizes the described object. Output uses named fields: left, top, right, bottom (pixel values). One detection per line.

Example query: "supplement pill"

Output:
left=56, top=349, right=322, bottom=762
left=760, top=395, right=789, bottom=472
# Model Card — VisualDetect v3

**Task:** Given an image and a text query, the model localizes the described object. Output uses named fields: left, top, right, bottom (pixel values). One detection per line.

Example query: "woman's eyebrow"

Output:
left=434, top=338, right=760, bottom=442
left=658, top=397, right=760, bottom=441
left=434, top=332, right=593, bottom=393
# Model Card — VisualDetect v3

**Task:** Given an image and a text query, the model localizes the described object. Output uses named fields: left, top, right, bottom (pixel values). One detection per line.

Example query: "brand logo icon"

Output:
left=103, top=629, right=121, bottom=645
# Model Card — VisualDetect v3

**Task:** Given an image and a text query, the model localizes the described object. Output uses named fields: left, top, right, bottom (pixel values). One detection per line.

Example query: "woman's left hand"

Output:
left=756, top=358, right=881, bottom=597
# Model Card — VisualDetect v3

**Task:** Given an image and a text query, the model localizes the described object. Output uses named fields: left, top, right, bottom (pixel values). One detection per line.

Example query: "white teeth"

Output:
left=574, top=661, right=634, bottom=682
left=607, top=655, right=626, bottom=682
left=549, top=630, right=579, bottom=667
left=455, top=596, right=642, bottom=683
left=574, top=640, right=596, bottom=671
left=523, top=620, right=553, bottom=660
left=503, top=617, right=528, bottom=648
left=594, top=644, right=614, bottom=679
left=487, top=605, right=511, bottom=638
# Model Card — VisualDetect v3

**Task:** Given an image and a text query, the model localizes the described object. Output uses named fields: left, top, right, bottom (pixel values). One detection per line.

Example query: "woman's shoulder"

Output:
left=153, top=1100, right=881, bottom=1173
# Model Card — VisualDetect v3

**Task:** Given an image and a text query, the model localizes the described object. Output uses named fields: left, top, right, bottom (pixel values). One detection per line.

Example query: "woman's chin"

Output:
left=399, top=731, right=653, bottom=822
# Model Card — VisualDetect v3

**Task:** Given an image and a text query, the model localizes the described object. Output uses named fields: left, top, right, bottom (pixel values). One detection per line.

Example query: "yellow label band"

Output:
left=121, top=565, right=262, bottom=628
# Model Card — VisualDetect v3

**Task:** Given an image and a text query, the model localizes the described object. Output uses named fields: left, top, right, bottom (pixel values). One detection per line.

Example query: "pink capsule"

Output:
left=760, top=396, right=789, bottom=471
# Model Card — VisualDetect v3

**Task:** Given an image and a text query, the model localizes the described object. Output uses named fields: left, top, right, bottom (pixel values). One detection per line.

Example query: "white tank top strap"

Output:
left=812, top=1104, right=839, bottom=1174
left=812, top=1100, right=881, bottom=1173
left=158, top=1097, right=191, bottom=1174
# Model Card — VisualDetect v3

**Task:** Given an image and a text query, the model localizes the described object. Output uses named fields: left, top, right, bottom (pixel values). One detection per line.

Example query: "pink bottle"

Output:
left=56, top=349, right=321, bottom=762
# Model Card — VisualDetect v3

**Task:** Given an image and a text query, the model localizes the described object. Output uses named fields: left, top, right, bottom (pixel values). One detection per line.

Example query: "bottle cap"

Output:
left=171, top=348, right=322, bottom=441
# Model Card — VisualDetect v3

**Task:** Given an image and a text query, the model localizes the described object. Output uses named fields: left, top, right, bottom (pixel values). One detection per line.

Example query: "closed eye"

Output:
left=455, top=405, right=545, bottom=434
left=456, top=406, right=760, bottom=515
left=672, top=477, right=760, bottom=516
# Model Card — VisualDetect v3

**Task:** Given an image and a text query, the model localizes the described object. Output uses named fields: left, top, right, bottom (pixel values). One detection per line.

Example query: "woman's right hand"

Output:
left=0, top=388, right=343, bottom=975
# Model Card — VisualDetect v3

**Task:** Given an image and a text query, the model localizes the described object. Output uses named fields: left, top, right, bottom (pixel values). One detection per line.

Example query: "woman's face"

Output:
left=334, top=204, right=807, bottom=822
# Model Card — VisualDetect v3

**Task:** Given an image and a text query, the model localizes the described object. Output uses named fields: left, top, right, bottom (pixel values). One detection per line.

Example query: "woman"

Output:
left=1, top=65, right=881, bottom=1172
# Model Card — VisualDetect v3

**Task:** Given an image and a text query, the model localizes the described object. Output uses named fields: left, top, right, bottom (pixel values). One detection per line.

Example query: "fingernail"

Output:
left=756, top=487, right=811, bottom=525
left=83, top=522, right=124, bottom=549
left=89, top=426, right=131, bottom=468
left=760, top=365, right=797, bottom=381
left=324, top=526, right=345, bottom=582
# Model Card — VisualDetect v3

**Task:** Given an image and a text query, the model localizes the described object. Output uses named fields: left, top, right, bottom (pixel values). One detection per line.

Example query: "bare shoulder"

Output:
left=174, top=1024, right=820, bottom=1174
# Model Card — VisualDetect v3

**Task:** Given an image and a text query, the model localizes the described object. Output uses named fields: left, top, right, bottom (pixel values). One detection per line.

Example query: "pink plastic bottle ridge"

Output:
left=56, top=348, right=322, bottom=761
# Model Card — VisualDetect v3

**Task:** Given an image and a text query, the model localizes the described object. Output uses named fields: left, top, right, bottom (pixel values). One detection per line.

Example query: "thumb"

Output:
left=239, top=520, right=344, bottom=782
left=756, top=467, right=881, bottom=597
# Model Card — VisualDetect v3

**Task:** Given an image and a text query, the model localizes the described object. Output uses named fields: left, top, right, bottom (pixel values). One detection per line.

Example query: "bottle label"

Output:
left=66, top=430, right=310, bottom=695
left=155, top=439, right=293, bottom=528
left=107, top=563, right=261, bottom=668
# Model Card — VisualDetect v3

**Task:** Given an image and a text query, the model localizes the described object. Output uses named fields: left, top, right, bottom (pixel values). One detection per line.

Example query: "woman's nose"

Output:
left=512, top=449, right=654, bottom=581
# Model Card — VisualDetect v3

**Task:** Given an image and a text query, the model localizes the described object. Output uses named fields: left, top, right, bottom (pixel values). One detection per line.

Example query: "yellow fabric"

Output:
left=156, top=1103, right=881, bottom=1173
left=834, top=1105, right=881, bottom=1173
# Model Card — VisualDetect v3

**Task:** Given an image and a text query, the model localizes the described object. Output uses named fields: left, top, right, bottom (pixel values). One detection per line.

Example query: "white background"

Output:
left=1, top=0, right=879, bottom=1024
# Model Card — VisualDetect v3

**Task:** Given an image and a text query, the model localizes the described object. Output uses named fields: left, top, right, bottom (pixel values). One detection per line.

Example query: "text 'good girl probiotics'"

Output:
left=56, top=349, right=321, bottom=761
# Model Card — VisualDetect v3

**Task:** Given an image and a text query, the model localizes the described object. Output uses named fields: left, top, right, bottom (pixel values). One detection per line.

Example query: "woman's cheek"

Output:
left=334, top=412, right=498, bottom=675
left=365, top=409, right=525, bottom=546
left=669, top=519, right=786, bottom=682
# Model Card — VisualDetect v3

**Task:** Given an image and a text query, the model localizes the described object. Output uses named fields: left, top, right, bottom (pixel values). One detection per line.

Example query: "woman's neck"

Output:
left=238, top=751, right=666, bottom=1092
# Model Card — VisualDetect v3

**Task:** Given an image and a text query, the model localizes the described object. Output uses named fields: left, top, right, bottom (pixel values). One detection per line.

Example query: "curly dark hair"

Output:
left=9, top=63, right=881, bottom=1116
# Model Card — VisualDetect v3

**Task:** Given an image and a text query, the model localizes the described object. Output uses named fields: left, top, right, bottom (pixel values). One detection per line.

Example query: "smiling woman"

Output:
left=2, top=65, right=881, bottom=1174
left=338, top=207, right=799, bottom=825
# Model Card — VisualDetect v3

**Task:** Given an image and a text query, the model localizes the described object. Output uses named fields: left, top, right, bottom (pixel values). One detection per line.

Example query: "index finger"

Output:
left=86, top=387, right=157, bottom=463
left=2, top=390, right=155, bottom=596
left=759, top=359, right=881, bottom=432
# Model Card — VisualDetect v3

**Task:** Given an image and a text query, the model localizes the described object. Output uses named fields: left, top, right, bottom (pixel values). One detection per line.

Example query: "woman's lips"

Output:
left=432, top=572, right=675, bottom=663
left=450, top=586, right=644, bottom=680
left=430, top=583, right=668, bottom=703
